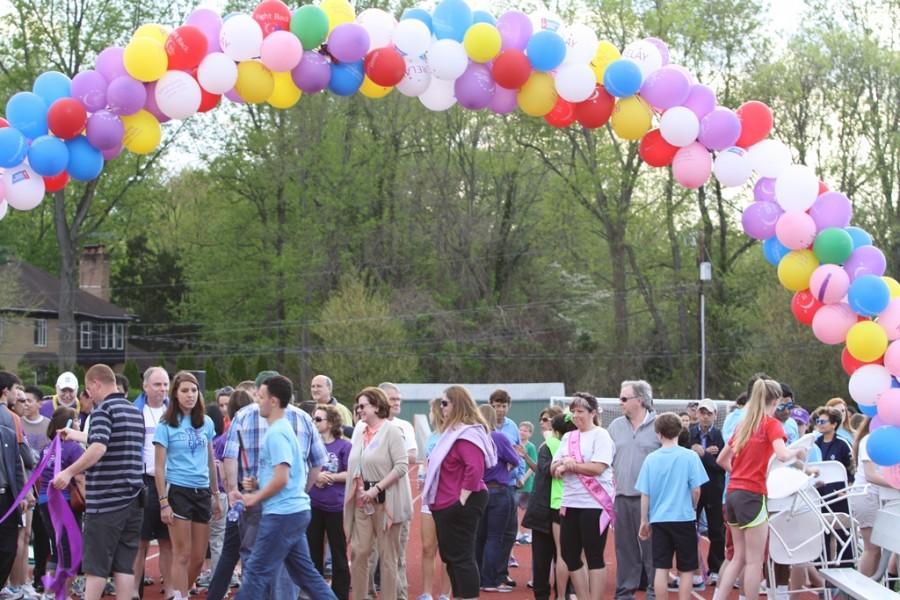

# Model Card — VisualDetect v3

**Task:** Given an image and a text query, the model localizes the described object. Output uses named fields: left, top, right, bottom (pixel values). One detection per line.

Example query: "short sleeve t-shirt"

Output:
left=309, top=438, right=351, bottom=512
left=153, top=414, right=215, bottom=488
left=392, top=418, right=418, bottom=455
left=555, top=427, right=616, bottom=508
left=546, top=437, right=563, bottom=510
left=727, top=416, right=786, bottom=496
left=636, top=445, right=709, bottom=523
left=522, top=441, right=538, bottom=492
left=856, top=435, right=871, bottom=486
left=259, top=417, right=308, bottom=515
left=782, top=417, right=800, bottom=444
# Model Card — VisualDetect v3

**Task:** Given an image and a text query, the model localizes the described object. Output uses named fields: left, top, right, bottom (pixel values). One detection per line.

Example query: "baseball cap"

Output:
left=56, top=371, right=78, bottom=392
left=697, top=399, right=717, bottom=413
left=790, top=406, right=810, bottom=425
left=254, top=370, right=280, bottom=388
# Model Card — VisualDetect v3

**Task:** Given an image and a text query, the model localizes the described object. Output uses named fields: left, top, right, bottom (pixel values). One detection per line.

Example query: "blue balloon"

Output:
left=867, top=425, right=900, bottom=465
left=892, top=377, right=900, bottom=389
left=845, top=226, right=872, bottom=249
left=603, top=59, right=643, bottom=97
left=6, top=92, right=48, bottom=139
left=33, top=71, right=72, bottom=107
left=859, top=403, right=879, bottom=417
left=66, top=136, right=103, bottom=181
left=0, top=127, right=28, bottom=168
left=432, top=0, right=472, bottom=42
left=473, top=10, right=496, bottom=26
left=848, top=274, right=891, bottom=317
left=401, top=8, right=433, bottom=32
left=328, top=61, right=365, bottom=97
left=526, top=30, right=566, bottom=72
left=28, top=135, right=69, bottom=176
left=762, top=236, right=791, bottom=266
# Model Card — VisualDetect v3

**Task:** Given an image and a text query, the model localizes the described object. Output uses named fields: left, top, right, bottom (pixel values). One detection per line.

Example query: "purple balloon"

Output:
left=809, top=191, right=853, bottom=231
left=497, top=11, right=532, bottom=51
left=71, top=70, right=108, bottom=112
left=490, top=85, right=518, bottom=114
left=741, top=201, right=784, bottom=240
left=85, top=110, right=124, bottom=151
left=681, top=84, right=716, bottom=120
left=101, top=141, right=123, bottom=161
left=454, top=63, right=495, bottom=110
left=96, top=47, right=127, bottom=83
left=327, top=23, right=370, bottom=64
left=291, top=52, right=331, bottom=94
left=639, top=66, right=690, bottom=110
left=844, top=245, right=887, bottom=281
left=644, top=37, right=670, bottom=66
left=186, top=8, right=223, bottom=54
left=224, top=88, right=245, bottom=104
left=754, top=177, right=777, bottom=202
left=142, top=82, right=171, bottom=124
left=106, top=76, right=146, bottom=116
left=698, top=107, right=741, bottom=151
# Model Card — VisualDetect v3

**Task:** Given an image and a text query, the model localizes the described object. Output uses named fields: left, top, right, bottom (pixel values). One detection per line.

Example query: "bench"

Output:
left=821, top=505, right=900, bottom=599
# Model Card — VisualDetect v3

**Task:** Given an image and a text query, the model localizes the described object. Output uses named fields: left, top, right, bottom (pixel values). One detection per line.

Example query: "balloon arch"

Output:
left=1, top=0, right=899, bottom=469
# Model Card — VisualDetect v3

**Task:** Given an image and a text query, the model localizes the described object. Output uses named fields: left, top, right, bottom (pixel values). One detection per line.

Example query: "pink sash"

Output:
left=567, top=429, right=616, bottom=534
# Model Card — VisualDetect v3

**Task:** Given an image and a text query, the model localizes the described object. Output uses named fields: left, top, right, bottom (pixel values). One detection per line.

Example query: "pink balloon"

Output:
left=876, top=388, right=900, bottom=427
left=812, top=303, right=858, bottom=345
left=885, top=464, right=900, bottom=488
left=871, top=414, right=887, bottom=431
left=885, top=340, right=900, bottom=377
left=878, top=299, right=900, bottom=341
left=775, top=211, right=817, bottom=250
left=672, top=142, right=712, bottom=189
left=809, top=264, right=850, bottom=304
left=261, top=30, right=303, bottom=72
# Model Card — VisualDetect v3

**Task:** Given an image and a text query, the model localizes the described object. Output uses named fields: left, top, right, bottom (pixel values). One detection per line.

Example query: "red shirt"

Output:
left=727, top=416, right=785, bottom=496
left=432, top=439, right=487, bottom=511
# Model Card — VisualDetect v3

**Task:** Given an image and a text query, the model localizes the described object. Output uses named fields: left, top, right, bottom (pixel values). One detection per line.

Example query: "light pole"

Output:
left=699, top=261, right=712, bottom=399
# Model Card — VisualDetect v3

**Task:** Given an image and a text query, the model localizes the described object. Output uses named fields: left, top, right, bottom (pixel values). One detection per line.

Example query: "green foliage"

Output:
left=15, top=359, right=35, bottom=386
left=123, top=360, right=141, bottom=394
left=229, top=356, right=250, bottom=385
left=175, top=353, right=196, bottom=372
left=203, top=358, right=223, bottom=390
left=43, top=363, right=59, bottom=388
left=72, top=364, right=85, bottom=387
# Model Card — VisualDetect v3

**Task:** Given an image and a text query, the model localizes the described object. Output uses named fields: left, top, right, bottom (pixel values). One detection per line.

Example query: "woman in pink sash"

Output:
left=551, top=392, right=616, bottom=600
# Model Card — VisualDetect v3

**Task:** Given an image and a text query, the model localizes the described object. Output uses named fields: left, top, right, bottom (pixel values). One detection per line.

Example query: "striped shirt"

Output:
left=86, top=394, right=144, bottom=513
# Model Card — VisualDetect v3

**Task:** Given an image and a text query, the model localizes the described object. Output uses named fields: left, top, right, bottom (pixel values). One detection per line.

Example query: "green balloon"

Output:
left=291, top=5, right=329, bottom=51
left=813, top=227, right=854, bottom=264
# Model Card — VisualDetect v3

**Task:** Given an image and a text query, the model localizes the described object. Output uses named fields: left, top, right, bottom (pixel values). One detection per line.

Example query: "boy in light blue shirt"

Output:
left=636, top=412, right=709, bottom=600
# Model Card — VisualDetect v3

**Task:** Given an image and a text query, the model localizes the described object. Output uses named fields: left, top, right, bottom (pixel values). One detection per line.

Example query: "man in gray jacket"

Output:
left=608, top=380, right=660, bottom=600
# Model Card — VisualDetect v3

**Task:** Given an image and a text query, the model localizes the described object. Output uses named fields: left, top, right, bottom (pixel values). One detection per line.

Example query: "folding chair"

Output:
left=767, top=502, right=830, bottom=599
left=806, top=461, right=861, bottom=567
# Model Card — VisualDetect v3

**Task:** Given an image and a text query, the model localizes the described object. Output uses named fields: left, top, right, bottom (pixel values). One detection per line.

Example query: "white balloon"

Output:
left=849, top=364, right=892, bottom=407
left=219, top=14, right=263, bottom=62
left=775, top=164, right=819, bottom=212
left=198, top=52, right=239, bottom=94
left=393, top=18, right=432, bottom=58
left=3, top=164, right=45, bottom=211
left=419, top=77, right=456, bottom=111
left=561, top=23, right=598, bottom=65
left=659, top=106, right=700, bottom=147
left=155, top=70, right=202, bottom=120
left=356, top=9, right=397, bottom=51
left=748, top=139, right=792, bottom=179
left=529, top=9, right=562, bottom=32
left=554, top=63, right=596, bottom=103
left=427, top=39, right=467, bottom=81
left=622, top=40, right=663, bottom=79
left=713, top=147, right=752, bottom=187
left=0, top=200, right=7, bottom=220
left=396, top=56, right=431, bottom=97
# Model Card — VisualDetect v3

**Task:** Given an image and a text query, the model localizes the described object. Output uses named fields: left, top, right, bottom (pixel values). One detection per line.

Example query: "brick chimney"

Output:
left=79, top=244, right=110, bottom=301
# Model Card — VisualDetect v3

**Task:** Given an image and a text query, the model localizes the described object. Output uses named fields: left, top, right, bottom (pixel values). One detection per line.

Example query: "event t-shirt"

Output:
left=86, top=393, right=144, bottom=513
left=636, top=445, right=709, bottom=523
left=547, top=436, right=563, bottom=510
left=727, top=416, right=786, bottom=496
left=522, top=441, right=538, bottom=493
left=259, top=417, right=308, bottom=515
left=21, top=415, right=50, bottom=457
left=142, top=404, right=167, bottom=475
left=38, top=439, right=84, bottom=504
left=153, top=414, right=215, bottom=488
left=555, top=427, right=616, bottom=509
left=309, top=438, right=351, bottom=512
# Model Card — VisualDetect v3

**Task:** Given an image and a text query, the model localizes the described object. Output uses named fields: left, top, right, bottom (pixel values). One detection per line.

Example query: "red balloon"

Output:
left=43, top=171, right=69, bottom=193
left=364, top=47, right=405, bottom=87
left=818, top=180, right=829, bottom=195
left=639, top=129, right=679, bottom=167
left=492, top=50, right=531, bottom=90
left=735, top=100, right=773, bottom=148
left=0, top=117, right=8, bottom=128
left=165, top=26, right=208, bottom=71
left=574, top=86, right=614, bottom=129
left=791, top=289, right=823, bottom=326
left=545, top=97, right=576, bottom=128
left=841, top=345, right=883, bottom=376
left=253, top=0, right=292, bottom=35
left=47, top=98, right=87, bottom=140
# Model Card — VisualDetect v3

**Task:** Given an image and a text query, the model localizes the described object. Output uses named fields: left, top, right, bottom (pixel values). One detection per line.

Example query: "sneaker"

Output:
left=438, top=596, right=450, bottom=600
left=143, top=576, right=154, bottom=586
left=508, top=555, right=519, bottom=568
left=195, top=571, right=212, bottom=588
left=708, top=572, right=719, bottom=586
left=692, top=575, right=706, bottom=591
left=0, top=586, right=25, bottom=600
left=71, top=579, right=85, bottom=596
left=230, top=573, right=241, bottom=588
left=515, top=532, right=532, bottom=544
left=668, top=578, right=681, bottom=590
left=502, top=577, right=516, bottom=587
left=526, top=581, right=534, bottom=589
left=416, top=595, right=433, bottom=600
left=103, top=580, right=116, bottom=596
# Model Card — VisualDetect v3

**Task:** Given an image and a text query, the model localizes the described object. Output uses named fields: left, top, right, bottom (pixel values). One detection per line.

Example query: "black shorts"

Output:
left=725, top=489, right=768, bottom=529
left=651, top=521, right=699, bottom=572
left=559, top=507, right=609, bottom=571
left=550, top=508, right=560, bottom=524
left=82, top=495, right=143, bottom=577
left=140, top=475, right=169, bottom=541
left=168, top=484, right=212, bottom=524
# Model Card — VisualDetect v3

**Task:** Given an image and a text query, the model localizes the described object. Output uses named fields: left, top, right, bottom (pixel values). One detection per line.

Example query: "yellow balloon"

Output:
left=359, top=76, right=392, bottom=99
left=321, top=0, right=355, bottom=32
left=883, top=276, right=900, bottom=299
left=517, top=72, right=557, bottom=117
left=121, top=110, right=161, bottom=155
left=591, top=41, right=621, bottom=81
left=235, top=61, right=275, bottom=104
left=123, top=37, right=168, bottom=82
left=268, top=72, right=302, bottom=109
left=846, top=321, right=889, bottom=362
left=777, top=249, right=819, bottom=292
left=133, top=23, right=170, bottom=45
left=611, top=96, right=652, bottom=140
left=463, top=23, right=502, bottom=63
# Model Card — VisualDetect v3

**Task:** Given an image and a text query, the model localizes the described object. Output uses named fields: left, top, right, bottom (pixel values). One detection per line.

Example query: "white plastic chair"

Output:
left=806, top=461, right=861, bottom=566
left=766, top=500, right=830, bottom=599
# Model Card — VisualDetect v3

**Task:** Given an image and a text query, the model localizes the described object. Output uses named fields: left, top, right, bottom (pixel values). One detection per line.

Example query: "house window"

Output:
left=113, top=323, right=124, bottom=350
left=80, top=322, right=92, bottom=350
left=100, top=323, right=110, bottom=350
left=34, top=319, right=47, bottom=347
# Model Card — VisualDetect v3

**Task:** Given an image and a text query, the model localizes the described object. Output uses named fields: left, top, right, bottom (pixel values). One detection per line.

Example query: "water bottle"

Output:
left=227, top=500, right=244, bottom=522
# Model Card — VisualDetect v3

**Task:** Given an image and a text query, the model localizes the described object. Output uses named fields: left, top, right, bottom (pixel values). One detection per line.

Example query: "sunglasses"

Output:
left=356, top=404, right=368, bottom=410
left=540, top=417, right=551, bottom=422
left=816, top=418, right=831, bottom=425
left=777, top=404, right=794, bottom=411
left=620, top=395, right=638, bottom=403
left=313, top=416, right=325, bottom=423
left=440, top=400, right=449, bottom=407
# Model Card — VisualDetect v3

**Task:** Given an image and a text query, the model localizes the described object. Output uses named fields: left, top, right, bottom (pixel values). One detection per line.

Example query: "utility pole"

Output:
left=699, top=260, right=712, bottom=399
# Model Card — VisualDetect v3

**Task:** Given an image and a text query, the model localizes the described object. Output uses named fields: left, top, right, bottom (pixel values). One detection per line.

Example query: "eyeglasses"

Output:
left=440, top=400, right=449, bottom=407
left=313, top=416, right=325, bottom=423
left=356, top=404, right=368, bottom=410
left=816, top=418, right=831, bottom=425
left=777, top=403, right=794, bottom=411
left=620, top=395, right=639, bottom=403
left=540, top=417, right=551, bottom=422
left=15, top=398, right=26, bottom=403
left=215, top=386, right=234, bottom=397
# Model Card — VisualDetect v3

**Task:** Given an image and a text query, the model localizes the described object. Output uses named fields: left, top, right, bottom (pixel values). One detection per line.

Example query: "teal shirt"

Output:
left=636, top=445, right=709, bottom=523
left=153, top=414, right=214, bottom=488
left=259, top=417, right=308, bottom=515
left=521, top=441, right=538, bottom=492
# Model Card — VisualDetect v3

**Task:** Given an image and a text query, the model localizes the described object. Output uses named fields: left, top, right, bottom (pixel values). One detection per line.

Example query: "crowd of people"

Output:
left=0, top=365, right=890, bottom=600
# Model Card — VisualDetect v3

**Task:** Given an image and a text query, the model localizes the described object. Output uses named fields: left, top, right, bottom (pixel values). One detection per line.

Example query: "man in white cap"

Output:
left=40, top=371, right=80, bottom=419
left=689, top=399, right=726, bottom=584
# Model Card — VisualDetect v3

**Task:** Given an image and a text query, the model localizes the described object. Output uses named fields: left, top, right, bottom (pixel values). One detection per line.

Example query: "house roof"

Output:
left=1, top=261, right=132, bottom=321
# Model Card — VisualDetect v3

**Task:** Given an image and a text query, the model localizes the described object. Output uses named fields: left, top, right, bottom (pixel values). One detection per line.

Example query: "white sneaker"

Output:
left=775, top=585, right=790, bottom=600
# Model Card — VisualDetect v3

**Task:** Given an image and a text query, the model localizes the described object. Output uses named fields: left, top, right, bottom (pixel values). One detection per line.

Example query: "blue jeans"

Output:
left=236, top=509, right=336, bottom=600
left=236, top=504, right=298, bottom=600
left=477, top=486, right=513, bottom=587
